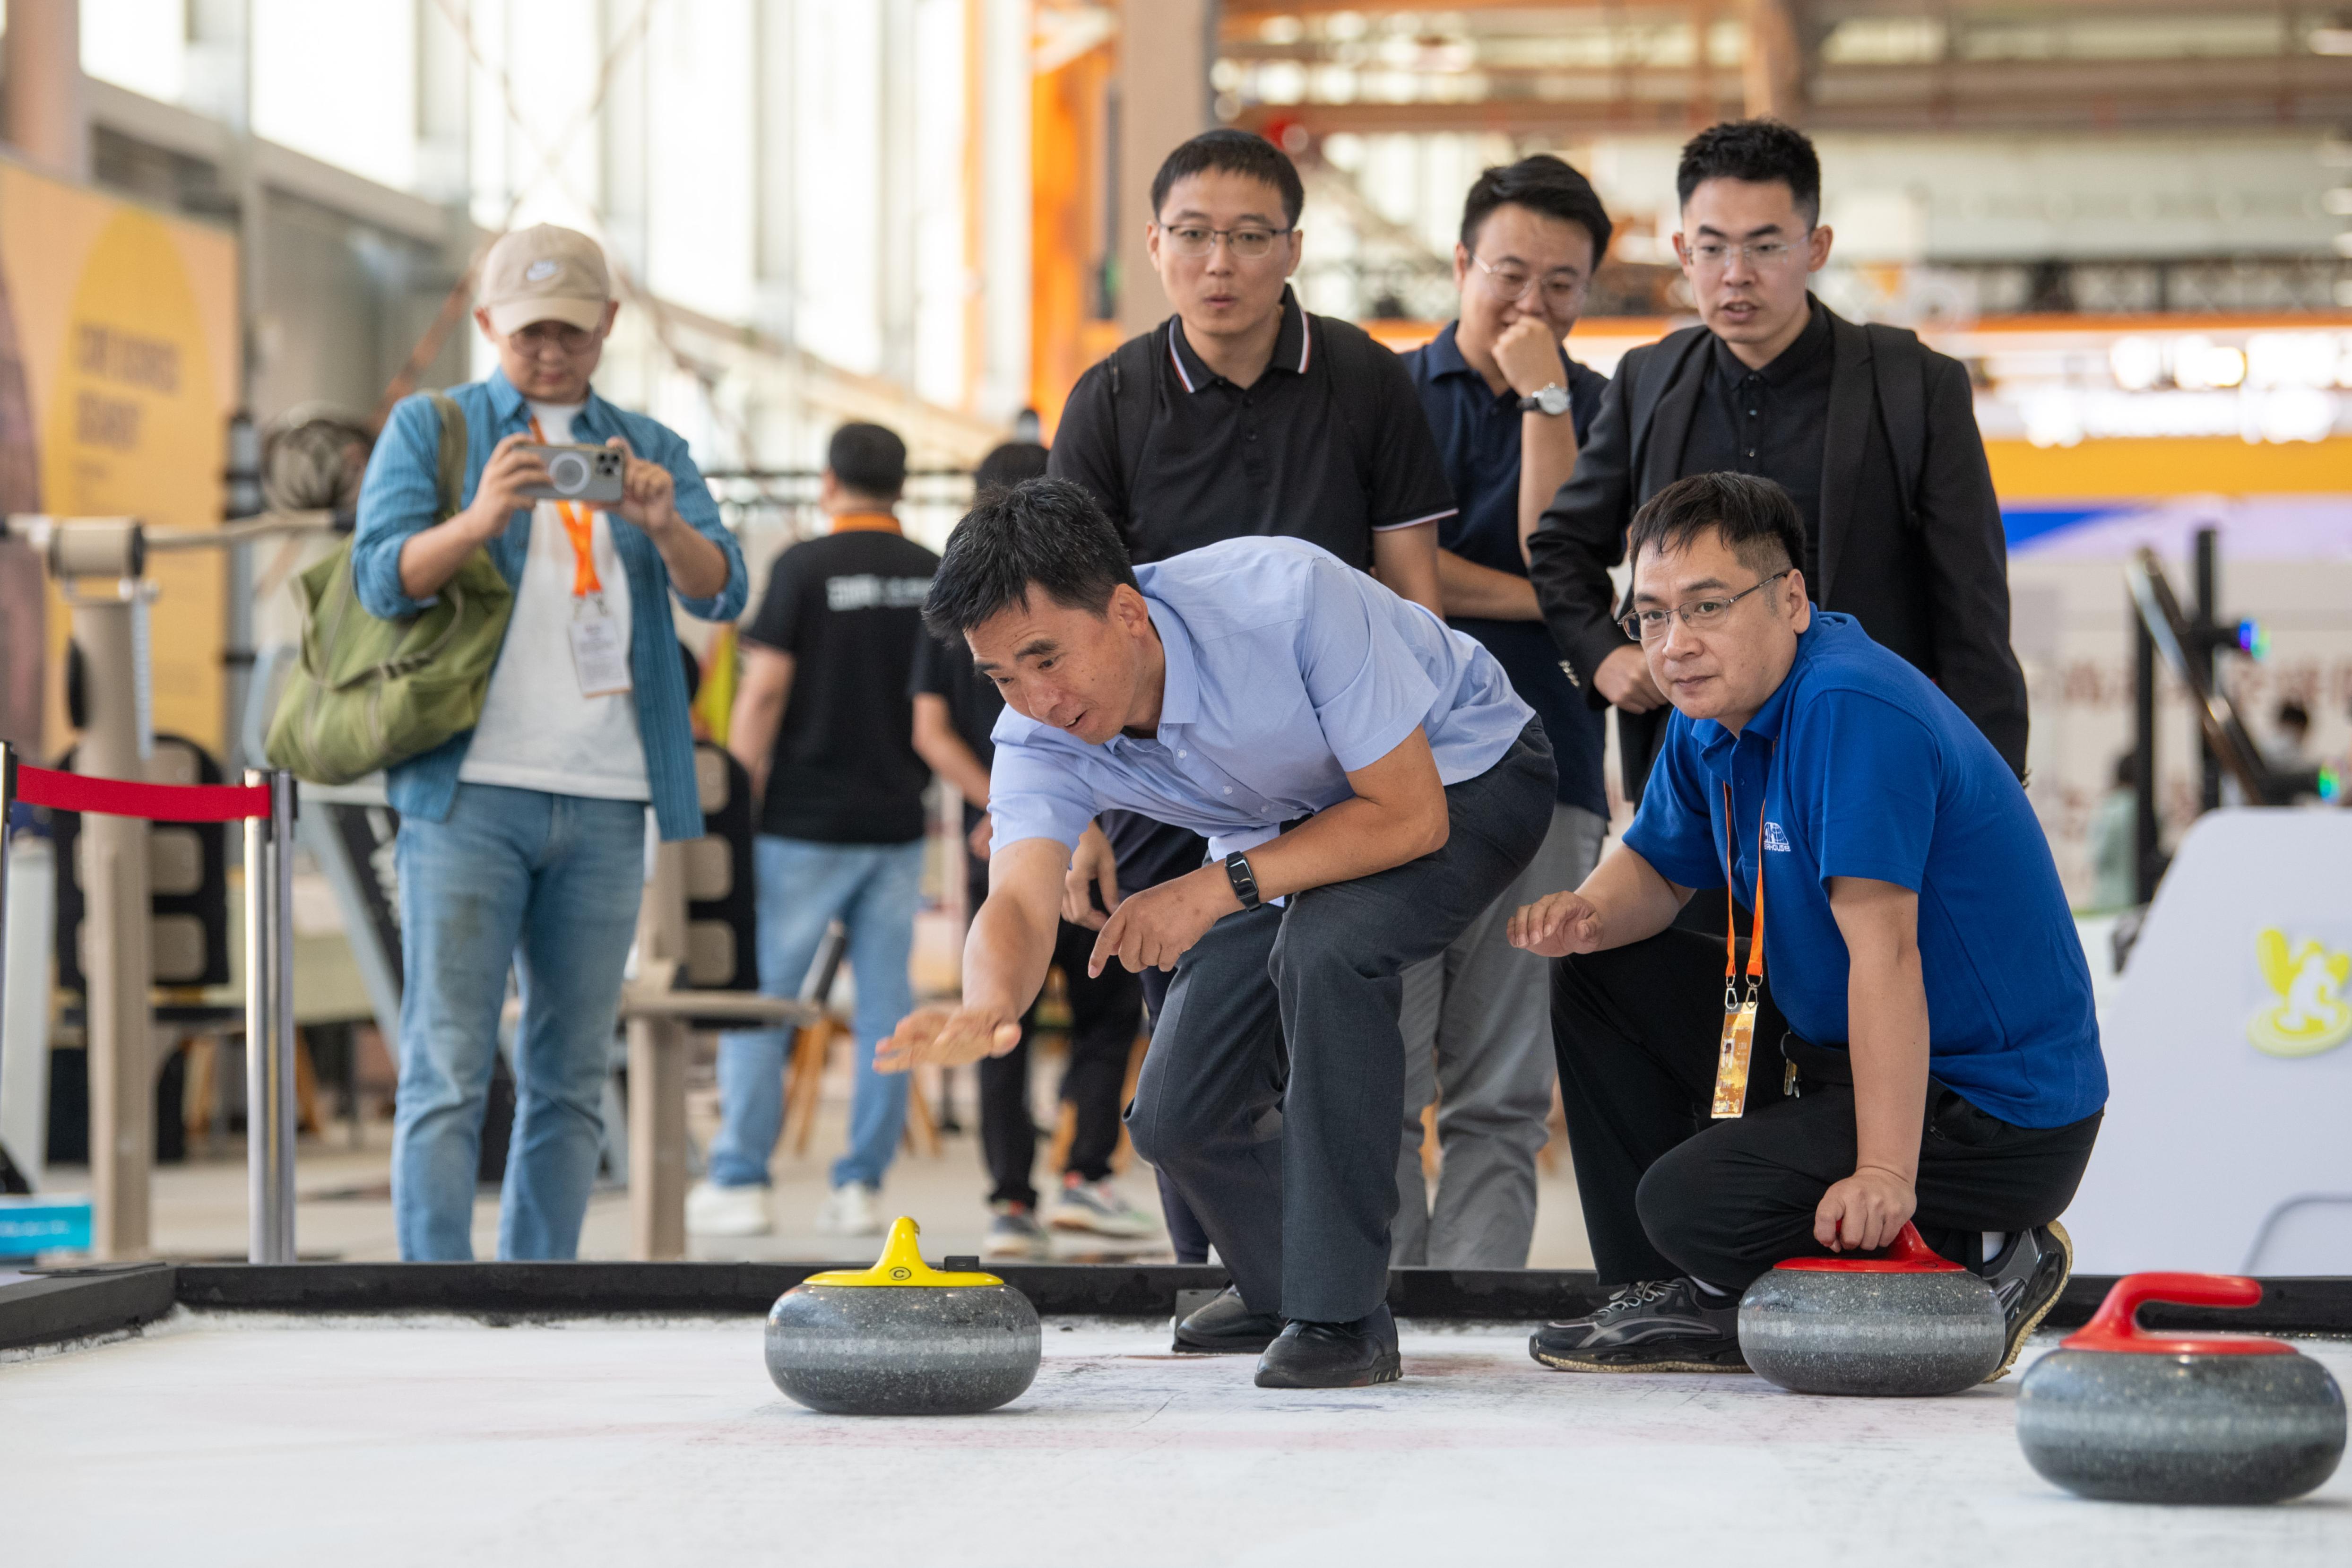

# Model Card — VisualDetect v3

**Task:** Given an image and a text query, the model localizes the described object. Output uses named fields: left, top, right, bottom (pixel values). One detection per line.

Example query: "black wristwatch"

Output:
left=1519, top=382, right=1571, bottom=416
left=1224, top=851, right=1263, bottom=911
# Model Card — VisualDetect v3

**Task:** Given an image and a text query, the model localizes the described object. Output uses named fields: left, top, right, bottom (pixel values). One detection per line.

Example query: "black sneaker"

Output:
left=1529, top=1278, right=1750, bottom=1374
left=1254, top=1304, right=1401, bottom=1389
left=1979, top=1220, right=2072, bottom=1382
left=1172, top=1284, right=1284, bottom=1354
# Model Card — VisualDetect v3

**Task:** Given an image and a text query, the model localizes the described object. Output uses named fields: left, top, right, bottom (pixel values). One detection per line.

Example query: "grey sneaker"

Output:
left=981, top=1202, right=1049, bottom=1261
left=1048, top=1174, right=1158, bottom=1239
left=1980, top=1220, right=2072, bottom=1382
left=1529, top=1278, right=1750, bottom=1373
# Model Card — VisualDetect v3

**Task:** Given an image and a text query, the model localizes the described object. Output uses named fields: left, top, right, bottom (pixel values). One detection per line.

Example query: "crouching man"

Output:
left=1512, top=472, right=2104, bottom=1380
left=880, top=478, right=1553, bottom=1388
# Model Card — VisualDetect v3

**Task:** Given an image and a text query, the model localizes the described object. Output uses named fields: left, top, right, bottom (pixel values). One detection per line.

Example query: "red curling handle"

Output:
left=2060, top=1272, right=2293, bottom=1357
left=1776, top=1221, right=1965, bottom=1273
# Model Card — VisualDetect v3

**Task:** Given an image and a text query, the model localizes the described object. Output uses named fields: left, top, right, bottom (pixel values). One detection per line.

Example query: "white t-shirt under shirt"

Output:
left=458, top=400, right=652, bottom=801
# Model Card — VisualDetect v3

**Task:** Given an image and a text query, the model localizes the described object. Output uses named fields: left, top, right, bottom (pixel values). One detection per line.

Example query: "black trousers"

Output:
left=1127, top=723, right=1555, bottom=1323
left=1551, top=928, right=2101, bottom=1291
left=963, top=827, right=1144, bottom=1210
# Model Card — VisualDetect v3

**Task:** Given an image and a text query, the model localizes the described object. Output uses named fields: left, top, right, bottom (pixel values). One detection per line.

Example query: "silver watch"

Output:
left=1519, top=382, right=1571, bottom=417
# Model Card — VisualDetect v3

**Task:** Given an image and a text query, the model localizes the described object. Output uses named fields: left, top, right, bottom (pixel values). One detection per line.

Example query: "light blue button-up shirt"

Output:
left=986, top=537, right=1534, bottom=862
left=350, top=368, right=747, bottom=841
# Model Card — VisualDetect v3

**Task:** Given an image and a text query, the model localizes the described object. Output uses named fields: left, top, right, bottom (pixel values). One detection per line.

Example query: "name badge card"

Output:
left=570, top=606, right=632, bottom=697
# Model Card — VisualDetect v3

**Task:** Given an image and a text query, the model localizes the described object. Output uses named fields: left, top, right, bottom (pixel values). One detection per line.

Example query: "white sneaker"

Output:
left=815, top=1183, right=884, bottom=1237
left=686, top=1180, right=772, bottom=1237
left=1048, top=1174, right=1158, bottom=1239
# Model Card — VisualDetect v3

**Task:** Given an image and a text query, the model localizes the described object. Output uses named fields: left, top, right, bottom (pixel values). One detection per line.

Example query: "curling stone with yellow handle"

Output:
left=764, top=1217, right=1042, bottom=1414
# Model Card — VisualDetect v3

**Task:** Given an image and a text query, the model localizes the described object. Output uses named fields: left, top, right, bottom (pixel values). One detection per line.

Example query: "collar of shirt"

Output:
left=1108, top=596, right=1202, bottom=754
left=1168, top=287, right=1310, bottom=393
left=487, top=364, right=620, bottom=443
left=1708, top=294, right=1831, bottom=388
left=1689, top=612, right=1825, bottom=770
left=829, top=511, right=902, bottom=535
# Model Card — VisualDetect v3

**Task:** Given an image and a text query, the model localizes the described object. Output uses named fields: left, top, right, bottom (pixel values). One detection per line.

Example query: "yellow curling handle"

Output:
left=803, top=1216, right=1003, bottom=1288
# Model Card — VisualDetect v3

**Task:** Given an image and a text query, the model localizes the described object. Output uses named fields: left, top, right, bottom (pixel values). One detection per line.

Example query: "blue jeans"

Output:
left=708, top=836, right=924, bottom=1191
left=390, top=784, right=647, bottom=1260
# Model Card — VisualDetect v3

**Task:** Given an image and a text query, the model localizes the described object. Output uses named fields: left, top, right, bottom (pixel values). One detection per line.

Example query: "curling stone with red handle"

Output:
left=1738, top=1222, right=2006, bottom=1396
left=2016, top=1272, right=2345, bottom=1505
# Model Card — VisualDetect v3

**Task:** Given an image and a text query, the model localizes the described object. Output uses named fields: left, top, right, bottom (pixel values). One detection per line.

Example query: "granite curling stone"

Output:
left=765, top=1216, right=1041, bottom=1415
left=1738, top=1221, right=2006, bottom=1396
left=2017, top=1272, right=2346, bottom=1505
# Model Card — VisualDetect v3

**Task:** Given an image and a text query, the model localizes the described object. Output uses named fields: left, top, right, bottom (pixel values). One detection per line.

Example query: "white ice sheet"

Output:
left=3, top=1316, right=2347, bottom=1566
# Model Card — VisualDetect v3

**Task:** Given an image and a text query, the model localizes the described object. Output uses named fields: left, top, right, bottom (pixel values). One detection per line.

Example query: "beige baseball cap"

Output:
left=478, top=225, right=612, bottom=335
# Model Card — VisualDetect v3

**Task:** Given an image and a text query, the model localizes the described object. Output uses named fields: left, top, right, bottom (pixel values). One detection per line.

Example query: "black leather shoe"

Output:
left=1173, top=1285, right=1284, bottom=1354
left=1529, top=1278, right=1749, bottom=1373
left=1979, top=1220, right=2072, bottom=1383
left=1254, top=1304, right=1401, bottom=1388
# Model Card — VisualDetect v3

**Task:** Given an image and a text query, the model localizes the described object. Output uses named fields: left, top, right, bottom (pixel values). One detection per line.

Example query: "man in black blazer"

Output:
left=1530, top=120, right=2027, bottom=791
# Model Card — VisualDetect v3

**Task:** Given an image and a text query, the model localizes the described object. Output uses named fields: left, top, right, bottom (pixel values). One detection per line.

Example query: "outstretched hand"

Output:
left=1508, top=890, right=1605, bottom=957
left=874, top=1004, right=1021, bottom=1073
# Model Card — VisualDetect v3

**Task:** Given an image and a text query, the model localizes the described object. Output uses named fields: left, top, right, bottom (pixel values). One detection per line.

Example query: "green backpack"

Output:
left=263, top=394, right=515, bottom=785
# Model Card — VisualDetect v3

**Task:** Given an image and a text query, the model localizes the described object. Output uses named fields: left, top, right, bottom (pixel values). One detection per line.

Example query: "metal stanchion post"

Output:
left=244, top=769, right=298, bottom=1264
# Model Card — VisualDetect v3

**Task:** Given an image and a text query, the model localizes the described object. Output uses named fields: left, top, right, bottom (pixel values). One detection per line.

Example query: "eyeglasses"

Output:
left=1618, top=570, right=1791, bottom=642
left=1472, top=254, right=1588, bottom=309
left=1685, top=237, right=1807, bottom=272
left=1160, top=224, right=1293, bottom=260
left=510, top=321, right=599, bottom=355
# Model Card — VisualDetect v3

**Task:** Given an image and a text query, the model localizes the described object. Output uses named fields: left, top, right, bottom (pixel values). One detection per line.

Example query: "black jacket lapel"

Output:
left=1816, top=310, right=1875, bottom=604
left=1637, top=330, right=1709, bottom=503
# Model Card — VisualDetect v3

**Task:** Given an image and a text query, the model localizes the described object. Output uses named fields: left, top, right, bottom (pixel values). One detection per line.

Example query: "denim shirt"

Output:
left=351, top=367, right=748, bottom=841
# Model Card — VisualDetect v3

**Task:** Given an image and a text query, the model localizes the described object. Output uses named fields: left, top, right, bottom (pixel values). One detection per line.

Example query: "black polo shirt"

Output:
left=1048, top=288, right=1455, bottom=567
left=1402, top=320, right=1611, bottom=819
left=1680, top=297, right=1833, bottom=589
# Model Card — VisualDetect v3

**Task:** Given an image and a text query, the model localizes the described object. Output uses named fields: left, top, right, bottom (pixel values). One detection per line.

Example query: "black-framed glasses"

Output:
left=1618, top=570, right=1791, bottom=642
left=1160, top=224, right=1293, bottom=260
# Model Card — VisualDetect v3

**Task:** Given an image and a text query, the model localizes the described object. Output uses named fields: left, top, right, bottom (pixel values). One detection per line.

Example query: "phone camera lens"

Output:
left=548, top=452, right=589, bottom=493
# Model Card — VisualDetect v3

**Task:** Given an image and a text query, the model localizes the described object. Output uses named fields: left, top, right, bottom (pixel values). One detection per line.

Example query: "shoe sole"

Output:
left=1254, top=1351, right=1402, bottom=1389
left=1172, top=1333, right=1280, bottom=1355
left=1046, top=1212, right=1157, bottom=1239
left=1531, top=1344, right=1752, bottom=1375
left=1985, top=1219, right=2072, bottom=1384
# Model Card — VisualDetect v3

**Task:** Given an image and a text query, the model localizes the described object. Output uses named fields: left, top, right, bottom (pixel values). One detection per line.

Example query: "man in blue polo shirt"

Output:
left=1510, top=472, right=2103, bottom=1379
left=878, top=478, right=1553, bottom=1389
left=1395, top=155, right=1617, bottom=1269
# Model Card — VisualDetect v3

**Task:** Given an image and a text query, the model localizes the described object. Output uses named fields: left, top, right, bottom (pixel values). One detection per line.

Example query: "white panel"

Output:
left=251, top=0, right=420, bottom=193
left=792, top=0, right=884, bottom=375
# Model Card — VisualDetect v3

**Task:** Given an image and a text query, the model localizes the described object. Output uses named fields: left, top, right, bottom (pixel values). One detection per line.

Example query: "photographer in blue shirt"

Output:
left=879, top=478, right=1553, bottom=1389
left=1511, top=472, right=2102, bottom=1380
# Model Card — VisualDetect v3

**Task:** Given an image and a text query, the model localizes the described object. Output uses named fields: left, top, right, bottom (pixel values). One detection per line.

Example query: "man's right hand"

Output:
left=1593, top=643, right=1665, bottom=712
left=1509, top=890, right=1606, bottom=957
left=458, top=433, right=550, bottom=541
left=875, top=1005, right=1022, bottom=1072
left=1061, top=822, right=1120, bottom=930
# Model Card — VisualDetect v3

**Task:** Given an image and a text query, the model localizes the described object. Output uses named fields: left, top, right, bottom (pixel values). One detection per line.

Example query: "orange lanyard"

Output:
left=1722, top=780, right=1767, bottom=1005
left=527, top=414, right=602, bottom=599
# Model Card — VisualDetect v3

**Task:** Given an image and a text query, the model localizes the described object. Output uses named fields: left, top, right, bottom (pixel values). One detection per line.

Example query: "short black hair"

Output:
left=1625, top=472, right=1809, bottom=590
left=972, top=441, right=1050, bottom=493
left=1677, top=119, right=1822, bottom=227
left=1151, top=129, right=1304, bottom=227
left=924, top=477, right=1139, bottom=641
left=828, top=421, right=907, bottom=498
left=1460, top=155, right=1613, bottom=265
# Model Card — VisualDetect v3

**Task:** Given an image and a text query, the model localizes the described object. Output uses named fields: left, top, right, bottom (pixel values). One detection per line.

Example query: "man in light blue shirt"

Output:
left=880, top=479, right=1553, bottom=1389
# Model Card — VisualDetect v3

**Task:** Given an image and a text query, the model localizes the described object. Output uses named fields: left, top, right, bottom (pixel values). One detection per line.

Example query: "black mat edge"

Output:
left=0, top=1264, right=179, bottom=1352
left=5, top=1265, right=2348, bottom=1354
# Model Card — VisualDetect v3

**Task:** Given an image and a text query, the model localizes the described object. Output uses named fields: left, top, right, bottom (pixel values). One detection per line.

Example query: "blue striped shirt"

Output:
left=351, top=368, right=747, bottom=841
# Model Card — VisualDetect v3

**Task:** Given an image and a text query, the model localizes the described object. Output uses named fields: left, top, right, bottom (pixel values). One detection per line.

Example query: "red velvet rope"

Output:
left=11, top=763, right=273, bottom=823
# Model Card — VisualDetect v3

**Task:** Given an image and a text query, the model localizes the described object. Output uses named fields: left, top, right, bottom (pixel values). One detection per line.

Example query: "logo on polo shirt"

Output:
left=826, top=574, right=933, bottom=612
left=1762, top=821, right=1791, bottom=852
left=2249, top=928, right=2351, bottom=1058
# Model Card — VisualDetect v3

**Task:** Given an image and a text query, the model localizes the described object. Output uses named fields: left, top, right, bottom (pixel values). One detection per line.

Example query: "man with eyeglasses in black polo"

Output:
left=1528, top=119, right=2028, bottom=812
left=1048, top=129, right=1456, bottom=1341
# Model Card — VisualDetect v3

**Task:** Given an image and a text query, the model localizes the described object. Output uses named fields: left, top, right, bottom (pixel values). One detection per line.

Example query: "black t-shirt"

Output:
left=1680, top=298, right=1833, bottom=590
left=743, top=525, right=940, bottom=844
left=1047, top=288, right=1457, bottom=566
left=908, top=625, right=1002, bottom=765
